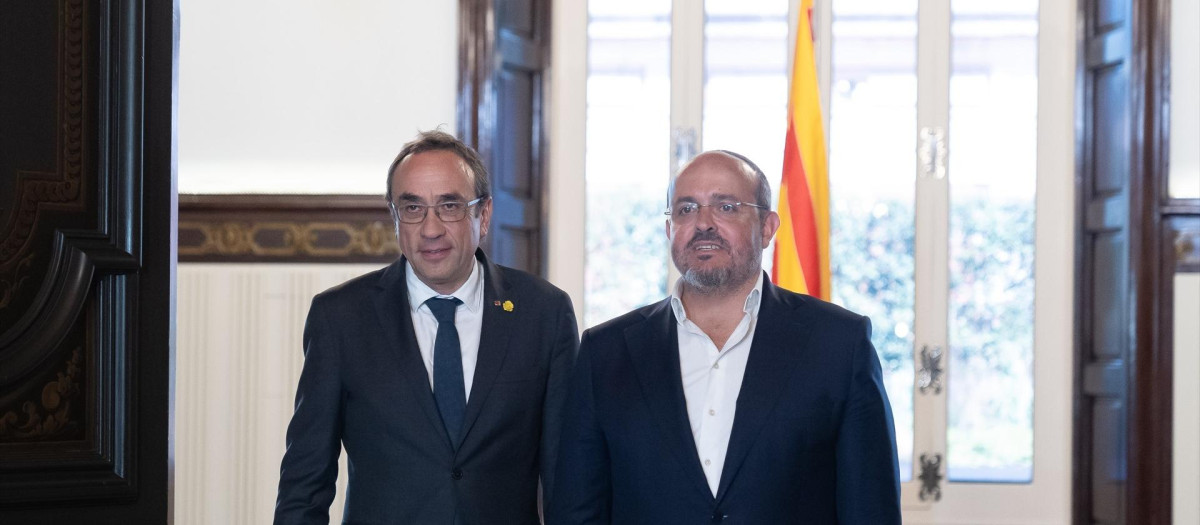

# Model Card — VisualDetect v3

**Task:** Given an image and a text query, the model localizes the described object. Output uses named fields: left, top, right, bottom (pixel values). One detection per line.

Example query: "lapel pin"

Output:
left=502, top=300, right=514, bottom=312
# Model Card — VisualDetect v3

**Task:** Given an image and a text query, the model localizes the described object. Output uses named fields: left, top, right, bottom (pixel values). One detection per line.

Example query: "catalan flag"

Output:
left=772, top=0, right=830, bottom=300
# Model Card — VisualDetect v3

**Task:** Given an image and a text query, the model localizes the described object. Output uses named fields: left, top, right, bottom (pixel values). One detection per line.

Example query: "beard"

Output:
left=672, top=230, right=762, bottom=295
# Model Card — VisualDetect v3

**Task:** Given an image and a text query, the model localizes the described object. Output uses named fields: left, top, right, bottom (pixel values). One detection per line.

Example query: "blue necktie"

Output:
left=426, top=297, right=466, bottom=446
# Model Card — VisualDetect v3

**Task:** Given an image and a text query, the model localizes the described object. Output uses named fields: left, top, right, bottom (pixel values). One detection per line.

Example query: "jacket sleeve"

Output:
left=274, top=297, right=344, bottom=524
left=547, top=329, right=611, bottom=524
left=835, top=316, right=902, bottom=524
left=539, top=290, right=581, bottom=514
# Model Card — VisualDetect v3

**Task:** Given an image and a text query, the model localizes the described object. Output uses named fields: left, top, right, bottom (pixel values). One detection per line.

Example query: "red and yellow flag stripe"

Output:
left=772, top=0, right=830, bottom=300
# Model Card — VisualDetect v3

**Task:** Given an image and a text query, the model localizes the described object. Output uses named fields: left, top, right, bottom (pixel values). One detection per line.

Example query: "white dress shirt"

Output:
left=406, top=260, right=485, bottom=401
left=671, top=273, right=764, bottom=497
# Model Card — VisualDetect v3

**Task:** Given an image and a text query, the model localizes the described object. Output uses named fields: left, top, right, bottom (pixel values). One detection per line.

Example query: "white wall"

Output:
left=1169, top=0, right=1199, bottom=199
left=178, top=0, right=458, bottom=195
left=175, top=2, right=457, bottom=521
left=176, top=264, right=382, bottom=524
left=1171, top=1, right=1200, bottom=521
left=1175, top=273, right=1200, bottom=525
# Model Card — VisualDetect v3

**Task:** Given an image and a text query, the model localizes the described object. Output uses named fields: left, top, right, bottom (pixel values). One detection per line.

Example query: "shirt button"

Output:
left=704, top=459, right=711, bottom=466
left=451, top=468, right=463, bottom=480
left=708, top=409, right=716, bottom=416
left=712, top=363, right=720, bottom=369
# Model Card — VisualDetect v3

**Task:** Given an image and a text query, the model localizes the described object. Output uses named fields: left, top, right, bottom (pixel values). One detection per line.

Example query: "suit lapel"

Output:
left=714, top=280, right=814, bottom=502
left=457, top=251, right=512, bottom=449
left=626, top=301, right=715, bottom=503
left=371, top=257, right=452, bottom=451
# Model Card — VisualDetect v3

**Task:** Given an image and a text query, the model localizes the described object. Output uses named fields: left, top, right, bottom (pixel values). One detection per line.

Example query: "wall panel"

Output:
left=175, top=263, right=380, bottom=524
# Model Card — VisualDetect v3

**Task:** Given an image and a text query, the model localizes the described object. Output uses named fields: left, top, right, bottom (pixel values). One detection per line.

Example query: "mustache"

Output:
left=687, top=231, right=727, bottom=249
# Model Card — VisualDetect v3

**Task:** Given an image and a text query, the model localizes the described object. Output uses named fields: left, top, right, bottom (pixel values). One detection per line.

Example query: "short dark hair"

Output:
left=385, top=130, right=491, bottom=206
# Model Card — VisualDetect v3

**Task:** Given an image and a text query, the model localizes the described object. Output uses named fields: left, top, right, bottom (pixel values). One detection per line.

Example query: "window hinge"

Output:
left=918, top=344, right=944, bottom=395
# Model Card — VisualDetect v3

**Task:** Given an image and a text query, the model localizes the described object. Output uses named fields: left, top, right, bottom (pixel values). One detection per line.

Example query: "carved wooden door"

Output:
left=459, top=0, right=549, bottom=275
left=0, top=0, right=175, bottom=521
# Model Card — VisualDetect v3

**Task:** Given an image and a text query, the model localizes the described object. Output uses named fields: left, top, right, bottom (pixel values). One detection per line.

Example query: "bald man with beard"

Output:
left=549, top=151, right=901, bottom=525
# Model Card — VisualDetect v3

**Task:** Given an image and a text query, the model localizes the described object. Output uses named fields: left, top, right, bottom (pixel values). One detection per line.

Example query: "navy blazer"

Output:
left=275, top=250, right=579, bottom=525
left=549, top=275, right=901, bottom=524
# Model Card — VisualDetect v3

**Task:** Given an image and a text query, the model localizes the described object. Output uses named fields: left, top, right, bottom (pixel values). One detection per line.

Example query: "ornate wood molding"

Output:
left=178, top=194, right=399, bottom=263
left=0, top=0, right=170, bottom=509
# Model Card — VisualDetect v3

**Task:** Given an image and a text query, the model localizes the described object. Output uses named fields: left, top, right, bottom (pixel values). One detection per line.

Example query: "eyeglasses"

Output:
left=664, top=201, right=768, bottom=222
left=391, top=197, right=487, bottom=224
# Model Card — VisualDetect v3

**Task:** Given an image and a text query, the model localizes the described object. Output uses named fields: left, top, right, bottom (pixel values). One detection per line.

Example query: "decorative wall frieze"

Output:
left=178, top=194, right=400, bottom=263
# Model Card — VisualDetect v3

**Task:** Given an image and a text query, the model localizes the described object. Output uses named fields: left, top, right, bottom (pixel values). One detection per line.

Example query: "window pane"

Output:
left=946, top=0, right=1038, bottom=483
left=585, top=0, right=672, bottom=327
left=702, top=0, right=789, bottom=172
left=702, top=0, right=789, bottom=272
left=829, top=0, right=918, bottom=483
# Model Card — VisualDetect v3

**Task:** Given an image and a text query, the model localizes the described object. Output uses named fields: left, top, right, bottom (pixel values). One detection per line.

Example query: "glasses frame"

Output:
left=390, top=196, right=488, bottom=224
left=664, top=201, right=769, bottom=221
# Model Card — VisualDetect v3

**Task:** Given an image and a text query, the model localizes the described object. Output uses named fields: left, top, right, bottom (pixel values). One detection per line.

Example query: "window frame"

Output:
left=570, top=0, right=1076, bottom=521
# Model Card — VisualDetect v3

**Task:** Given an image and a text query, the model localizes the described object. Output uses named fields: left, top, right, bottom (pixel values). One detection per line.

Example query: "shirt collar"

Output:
left=405, top=258, right=484, bottom=313
left=670, top=272, right=764, bottom=324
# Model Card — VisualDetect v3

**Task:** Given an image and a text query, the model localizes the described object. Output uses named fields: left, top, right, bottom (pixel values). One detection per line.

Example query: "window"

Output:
left=584, top=0, right=672, bottom=327
left=582, top=0, right=1073, bottom=520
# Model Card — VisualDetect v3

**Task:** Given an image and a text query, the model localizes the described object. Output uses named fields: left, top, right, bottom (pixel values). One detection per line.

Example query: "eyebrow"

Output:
left=396, top=192, right=467, bottom=204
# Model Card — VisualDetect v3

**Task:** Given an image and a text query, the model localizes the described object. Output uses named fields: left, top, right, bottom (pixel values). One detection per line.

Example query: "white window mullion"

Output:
left=906, top=0, right=952, bottom=513
left=668, top=0, right=705, bottom=287
left=670, top=0, right=705, bottom=169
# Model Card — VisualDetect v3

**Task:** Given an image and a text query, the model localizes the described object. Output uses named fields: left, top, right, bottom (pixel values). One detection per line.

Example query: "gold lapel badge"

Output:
left=502, top=300, right=514, bottom=312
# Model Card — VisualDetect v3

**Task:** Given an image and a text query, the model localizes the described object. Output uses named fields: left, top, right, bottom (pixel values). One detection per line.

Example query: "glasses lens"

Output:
left=400, top=205, right=425, bottom=223
left=437, top=202, right=467, bottom=222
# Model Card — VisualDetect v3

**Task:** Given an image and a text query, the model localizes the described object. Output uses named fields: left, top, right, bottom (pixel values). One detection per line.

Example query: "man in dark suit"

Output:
left=275, top=131, right=579, bottom=524
left=550, top=151, right=901, bottom=524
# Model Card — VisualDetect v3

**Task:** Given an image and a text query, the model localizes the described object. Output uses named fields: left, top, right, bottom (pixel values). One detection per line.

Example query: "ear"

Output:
left=761, top=211, right=780, bottom=245
left=665, top=218, right=673, bottom=242
left=389, top=204, right=402, bottom=241
left=477, top=197, right=494, bottom=238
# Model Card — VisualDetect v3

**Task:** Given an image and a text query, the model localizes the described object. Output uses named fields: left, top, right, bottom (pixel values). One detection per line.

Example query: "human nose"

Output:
left=419, top=208, right=447, bottom=237
left=692, top=204, right=717, bottom=230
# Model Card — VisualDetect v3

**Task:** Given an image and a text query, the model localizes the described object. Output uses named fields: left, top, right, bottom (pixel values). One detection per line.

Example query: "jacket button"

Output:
left=451, top=468, right=463, bottom=480
left=711, top=511, right=726, bottom=523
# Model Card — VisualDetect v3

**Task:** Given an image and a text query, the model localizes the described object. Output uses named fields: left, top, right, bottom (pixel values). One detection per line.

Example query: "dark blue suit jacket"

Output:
left=275, top=250, right=579, bottom=524
left=549, top=276, right=900, bottom=524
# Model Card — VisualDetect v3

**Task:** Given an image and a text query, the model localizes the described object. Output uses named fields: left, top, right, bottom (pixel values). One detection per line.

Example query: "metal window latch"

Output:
left=919, top=126, right=946, bottom=180
left=672, top=127, right=697, bottom=169
left=918, top=345, right=943, bottom=395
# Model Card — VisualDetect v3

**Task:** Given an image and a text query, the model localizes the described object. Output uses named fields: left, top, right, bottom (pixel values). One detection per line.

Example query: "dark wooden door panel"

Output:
left=1090, top=232, right=1128, bottom=359
left=1075, top=0, right=1181, bottom=522
left=1093, top=65, right=1130, bottom=195
left=460, top=0, right=548, bottom=276
left=1076, top=0, right=1132, bottom=522
left=1090, top=399, right=1126, bottom=521
left=0, top=0, right=174, bottom=521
